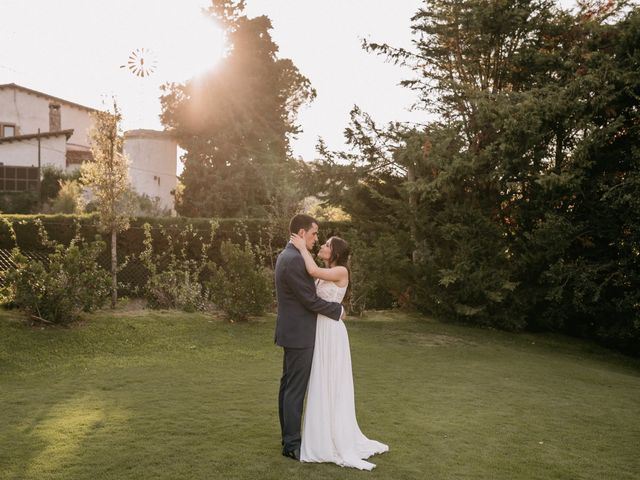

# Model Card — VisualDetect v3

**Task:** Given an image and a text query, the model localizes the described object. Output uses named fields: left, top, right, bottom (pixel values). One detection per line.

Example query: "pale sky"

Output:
left=0, top=0, right=425, bottom=172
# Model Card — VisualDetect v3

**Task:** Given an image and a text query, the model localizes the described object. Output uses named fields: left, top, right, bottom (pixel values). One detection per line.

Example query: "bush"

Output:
left=348, top=232, right=414, bottom=315
left=0, top=192, right=38, bottom=214
left=0, top=214, right=293, bottom=293
left=138, top=222, right=216, bottom=312
left=310, top=222, right=413, bottom=314
left=413, top=206, right=523, bottom=330
left=45, top=179, right=85, bottom=214
left=144, top=269, right=208, bottom=313
left=4, top=220, right=110, bottom=324
left=208, top=240, right=273, bottom=321
left=41, top=166, right=83, bottom=207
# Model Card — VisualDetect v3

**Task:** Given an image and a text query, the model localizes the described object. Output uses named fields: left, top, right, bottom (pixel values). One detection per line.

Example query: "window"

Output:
left=1, top=124, right=16, bottom=137
left=0, top=166, right=38, bottom=192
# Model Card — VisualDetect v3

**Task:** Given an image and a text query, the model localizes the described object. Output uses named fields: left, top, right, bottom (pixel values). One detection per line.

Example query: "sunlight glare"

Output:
left=156, top=9, right=226, bottom=83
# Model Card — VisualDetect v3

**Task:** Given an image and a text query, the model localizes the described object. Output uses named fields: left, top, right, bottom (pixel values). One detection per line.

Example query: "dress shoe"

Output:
left=282, top=447, right=300, bottom=461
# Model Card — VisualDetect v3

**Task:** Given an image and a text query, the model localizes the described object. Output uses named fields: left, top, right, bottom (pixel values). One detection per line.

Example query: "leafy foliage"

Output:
left=307, top=1, right=640, bottom=352
left=207, top=239, right=273, bottom=321
left=81, top=102, right=132, bottom=234
left=160, top=0, right=315, bottom=218
left=0, top=192, right=38, bottom=214
left=348, top=231, right=414, bottom=315
left=81, top=100, right=132, bottom=307
left=4, top=220, right=110, bottom=324
left=138, top=222, right=217, bottom=312
left=45, top=179, right=85, bottom=214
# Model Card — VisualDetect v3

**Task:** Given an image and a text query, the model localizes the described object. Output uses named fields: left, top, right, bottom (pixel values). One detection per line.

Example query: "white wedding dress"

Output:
left=300, top=279, right=389, bottom=470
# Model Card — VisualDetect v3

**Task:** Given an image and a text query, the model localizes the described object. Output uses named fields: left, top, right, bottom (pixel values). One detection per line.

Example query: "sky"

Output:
left=0, top=0, right=426, bottom=172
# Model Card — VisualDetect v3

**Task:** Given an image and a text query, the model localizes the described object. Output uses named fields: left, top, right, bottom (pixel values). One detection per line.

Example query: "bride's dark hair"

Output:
left=328, top=236, right=350, bottom=268
left=328, top=236, right=351, bottom=306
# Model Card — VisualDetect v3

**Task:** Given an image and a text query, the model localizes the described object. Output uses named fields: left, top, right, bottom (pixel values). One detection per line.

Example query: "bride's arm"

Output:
left=290, top=236, right=348, bottom=283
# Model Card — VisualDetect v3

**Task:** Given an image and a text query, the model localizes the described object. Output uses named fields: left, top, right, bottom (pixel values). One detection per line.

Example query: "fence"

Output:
left=0, top=247, right=149, bottom=293
left=0, top=215, right=355, bottom=293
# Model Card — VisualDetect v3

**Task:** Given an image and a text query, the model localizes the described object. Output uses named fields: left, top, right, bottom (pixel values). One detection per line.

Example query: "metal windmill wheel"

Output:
left=121, top=47, right=158, bottom=78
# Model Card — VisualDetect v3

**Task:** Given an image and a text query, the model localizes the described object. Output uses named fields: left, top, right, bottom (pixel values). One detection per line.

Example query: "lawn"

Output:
left=1, top=306, right=639, bottom=480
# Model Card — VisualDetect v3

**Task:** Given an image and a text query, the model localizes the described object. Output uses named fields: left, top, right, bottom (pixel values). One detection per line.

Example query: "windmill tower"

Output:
left=119, top=48, right=177, bottom=214
left=120, top=47, right=158, bottom=126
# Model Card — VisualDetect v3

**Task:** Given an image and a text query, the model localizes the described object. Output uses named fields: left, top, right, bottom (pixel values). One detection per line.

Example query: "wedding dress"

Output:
left=300, top=279, right=389, bottom=470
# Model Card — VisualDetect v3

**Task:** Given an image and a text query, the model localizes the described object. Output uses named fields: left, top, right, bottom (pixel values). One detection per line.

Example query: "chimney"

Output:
left=49, top=103, right=61, bottom=132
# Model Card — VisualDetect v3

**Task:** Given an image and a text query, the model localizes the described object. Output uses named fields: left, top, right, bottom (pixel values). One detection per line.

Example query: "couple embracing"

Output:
left=275, top=214, right=388, bottom=471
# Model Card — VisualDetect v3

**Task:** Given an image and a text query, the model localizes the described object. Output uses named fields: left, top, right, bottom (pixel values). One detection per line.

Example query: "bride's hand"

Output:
left=290, top=234, right=307, bottom=251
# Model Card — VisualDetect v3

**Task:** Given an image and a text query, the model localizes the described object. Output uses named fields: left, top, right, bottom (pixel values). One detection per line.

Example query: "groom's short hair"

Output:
left=289, top=214, right=318, bottom=234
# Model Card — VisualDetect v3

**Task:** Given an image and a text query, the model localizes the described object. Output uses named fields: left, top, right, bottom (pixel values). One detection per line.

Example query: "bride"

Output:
left=290, top=233, right=389, bottom=470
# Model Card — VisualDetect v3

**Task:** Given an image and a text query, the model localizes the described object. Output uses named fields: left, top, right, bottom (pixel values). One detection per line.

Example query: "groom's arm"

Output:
left=285, top=257, right=343, bottom=321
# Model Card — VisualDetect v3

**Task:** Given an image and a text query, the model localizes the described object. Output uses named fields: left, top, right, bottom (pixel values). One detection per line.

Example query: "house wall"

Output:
left=0, top=87, right=93, bottom=148
left=123, top=130, right=177, bottom=212
left=0, top=136, right=67, bottom=171
left=1, top=88, right=177, bottom=210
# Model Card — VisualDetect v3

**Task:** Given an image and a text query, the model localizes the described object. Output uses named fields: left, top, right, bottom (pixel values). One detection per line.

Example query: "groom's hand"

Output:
left=340, top=306, right=346, bottom=320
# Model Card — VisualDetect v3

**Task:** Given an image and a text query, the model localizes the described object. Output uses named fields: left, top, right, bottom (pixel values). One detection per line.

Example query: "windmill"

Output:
left=119, top=47, right=159, bottom=126
left=120, top=47, right=158, bottom=78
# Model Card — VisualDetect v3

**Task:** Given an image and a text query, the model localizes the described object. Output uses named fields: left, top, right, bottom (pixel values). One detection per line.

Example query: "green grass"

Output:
left=1, top=306, right=639, bottom=480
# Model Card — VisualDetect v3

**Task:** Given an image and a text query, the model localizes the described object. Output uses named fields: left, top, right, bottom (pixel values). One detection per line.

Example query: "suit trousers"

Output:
left=279, top=346, right=314, bottom=451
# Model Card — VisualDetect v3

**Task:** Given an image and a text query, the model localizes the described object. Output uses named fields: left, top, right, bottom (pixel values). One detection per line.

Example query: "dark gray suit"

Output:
left=275, top=243, right=342, bottom=452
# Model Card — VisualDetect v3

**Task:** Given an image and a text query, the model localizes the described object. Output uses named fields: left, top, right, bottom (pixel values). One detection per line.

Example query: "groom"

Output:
left=275, top=214, right=344, bottom=460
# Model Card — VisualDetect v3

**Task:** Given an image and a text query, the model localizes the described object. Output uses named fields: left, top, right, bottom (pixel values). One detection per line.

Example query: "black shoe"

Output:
left=282, top=447, right=300, bottom=461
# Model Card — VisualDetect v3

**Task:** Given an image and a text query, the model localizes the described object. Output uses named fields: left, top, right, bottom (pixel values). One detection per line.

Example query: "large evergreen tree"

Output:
left=308, top=1, right=639, bottom=351
left=160, top=0, right=315, bottom=217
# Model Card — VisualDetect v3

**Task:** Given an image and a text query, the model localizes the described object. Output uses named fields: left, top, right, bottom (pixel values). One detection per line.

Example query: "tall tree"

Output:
left=310, top=0, right=640, bottom=352
left=160, top=0, right=315, bottom=218
left=310, top=0, right=571, bottom=323
left=81, top=102, right=132, bottom=308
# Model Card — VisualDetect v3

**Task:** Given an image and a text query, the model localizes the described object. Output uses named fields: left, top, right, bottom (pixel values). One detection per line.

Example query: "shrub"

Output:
left=144, top=269, right=207, bottom=313
left=208, top=240, right=273, bottom=321
left=41, top=166, right=83, bottom=208
left=139, top=222, right=216, bottom=312
left=4, top=220, right=110, bottom=324
left=45, top=179, right=85, bottom=214
left=0, top=192, right=38, bottom=214
left=348, top=232, right=414, bottom=315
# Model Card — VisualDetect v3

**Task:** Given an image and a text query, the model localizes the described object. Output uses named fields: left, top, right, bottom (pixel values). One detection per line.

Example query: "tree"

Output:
left=80, top=102, right=132, bottom=308
left=160, top=0, right=315, bottom=218
left=309, top=0, right=640, bottom=351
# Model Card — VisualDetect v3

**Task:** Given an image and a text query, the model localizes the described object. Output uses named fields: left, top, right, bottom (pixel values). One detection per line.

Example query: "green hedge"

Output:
left=0, top=215, right=278, bottom=293
left=0, top=214, right=394, bottom=312
left=0, top=214, right=361, bottom=255
left=1, top=214, right=273, bottom=256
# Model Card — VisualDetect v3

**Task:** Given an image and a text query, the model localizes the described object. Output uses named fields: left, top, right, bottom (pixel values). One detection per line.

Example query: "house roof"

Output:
left=0, top=129, right=74, bottom=145
left=0, top=83, right=99, bottom=112
left=66, top=149, right=93, bottom=165
left=124, top=129, right=176, bottom=140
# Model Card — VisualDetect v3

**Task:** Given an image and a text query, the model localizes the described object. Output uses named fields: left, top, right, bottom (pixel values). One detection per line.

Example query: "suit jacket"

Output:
left=274, top=243, right=342, bottom=348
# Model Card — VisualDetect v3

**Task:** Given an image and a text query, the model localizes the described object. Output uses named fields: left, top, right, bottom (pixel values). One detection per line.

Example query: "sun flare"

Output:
left=156, top=10, right=226, bottom=83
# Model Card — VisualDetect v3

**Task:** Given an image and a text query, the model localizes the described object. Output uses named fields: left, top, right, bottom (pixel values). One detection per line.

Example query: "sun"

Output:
left=157, top=11, right=226, bottom=82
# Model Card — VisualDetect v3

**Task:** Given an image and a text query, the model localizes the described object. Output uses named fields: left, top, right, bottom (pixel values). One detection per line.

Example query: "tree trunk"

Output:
left=407, top=162, right=419, bottom=265
left=111, top=227, right=117, bottom=308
